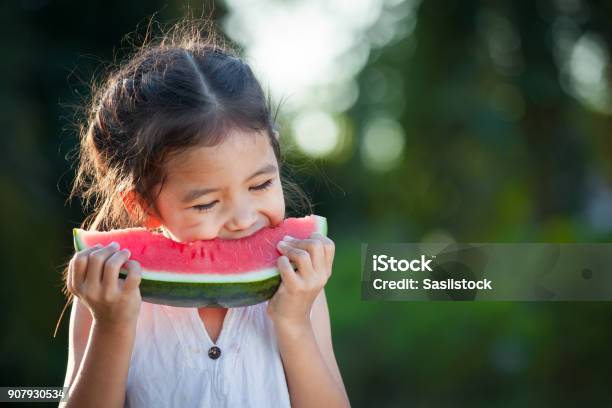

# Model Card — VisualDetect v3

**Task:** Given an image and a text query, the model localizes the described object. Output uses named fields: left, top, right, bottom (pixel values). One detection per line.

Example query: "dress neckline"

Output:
left=191, top=307, right=235, bottom=347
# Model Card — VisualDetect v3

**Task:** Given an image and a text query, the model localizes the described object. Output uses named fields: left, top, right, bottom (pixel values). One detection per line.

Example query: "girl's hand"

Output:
left=267, top=232, right=335, bottom=327
left=67, top=242, right=143, bottom=329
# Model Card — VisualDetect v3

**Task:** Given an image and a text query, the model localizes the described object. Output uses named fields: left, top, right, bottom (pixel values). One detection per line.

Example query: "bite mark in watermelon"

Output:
left=73, top=215, right=327, bottom=308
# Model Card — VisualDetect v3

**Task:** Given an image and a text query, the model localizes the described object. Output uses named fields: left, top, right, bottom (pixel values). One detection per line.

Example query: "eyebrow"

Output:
left=181, top=163, right=278, bottom=203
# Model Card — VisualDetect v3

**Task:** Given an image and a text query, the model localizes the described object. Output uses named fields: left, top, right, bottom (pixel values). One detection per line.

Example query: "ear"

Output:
left=272, top=129, right=280, bottom=140
left=120, top=190, right=162, bottom=229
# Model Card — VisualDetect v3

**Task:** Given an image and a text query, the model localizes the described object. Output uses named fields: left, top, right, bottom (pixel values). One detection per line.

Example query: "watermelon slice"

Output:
left=73, top=215, right=327, bottom=308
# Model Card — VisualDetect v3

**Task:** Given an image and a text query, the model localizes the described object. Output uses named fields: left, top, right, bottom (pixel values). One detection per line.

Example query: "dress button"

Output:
left=208, top=346, right=221, bottom=360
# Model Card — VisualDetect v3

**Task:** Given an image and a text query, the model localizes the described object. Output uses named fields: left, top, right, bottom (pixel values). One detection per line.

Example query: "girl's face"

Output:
left=150, top=129, right=286, bottom=242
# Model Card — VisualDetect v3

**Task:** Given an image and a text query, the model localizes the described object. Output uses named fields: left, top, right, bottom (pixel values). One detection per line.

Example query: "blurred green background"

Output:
left=3, top=0, right=612, bottom=406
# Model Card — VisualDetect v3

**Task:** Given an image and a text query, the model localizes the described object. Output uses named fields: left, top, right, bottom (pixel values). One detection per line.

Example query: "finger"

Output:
left=282, top=236, right=326, bottom=276
left=277, top=255, right=301, bottom=289
left=121, top=260, right=142, bottom=293
left=102, top=249, right=131, bottom=293
left=87, top=242, right=121, bottom=288
left=311, top=233, right=335, bottom=274
left=71, top=244, right=102, bottom=294
left=277, top=243, right=314, bottom=278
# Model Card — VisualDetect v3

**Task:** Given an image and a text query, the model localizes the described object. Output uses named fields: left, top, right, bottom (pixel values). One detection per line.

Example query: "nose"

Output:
left=226, top=203, right=258, bottom=233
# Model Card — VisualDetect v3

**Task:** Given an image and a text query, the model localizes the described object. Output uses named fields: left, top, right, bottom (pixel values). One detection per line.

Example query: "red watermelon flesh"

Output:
left=72, top=215, right=328, bottom=307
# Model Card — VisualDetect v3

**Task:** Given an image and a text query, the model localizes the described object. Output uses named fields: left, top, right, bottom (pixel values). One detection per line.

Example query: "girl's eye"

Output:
left=192, top=201, right=218, bottom=212
left=192, top=180, right=272, bottom=212
left=250, top=179, right=273, bottom=191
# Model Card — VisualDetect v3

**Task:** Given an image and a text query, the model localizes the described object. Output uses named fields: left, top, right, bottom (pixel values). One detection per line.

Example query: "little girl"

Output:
left=60, top=21, right=350, bottom=408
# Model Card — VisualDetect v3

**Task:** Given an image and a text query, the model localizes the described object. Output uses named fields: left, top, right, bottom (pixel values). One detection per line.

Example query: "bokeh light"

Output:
left=291, top=110, right=340, bottom=158
left=221, top=0, right=421, bottom=158
left=360, top=115, right=405, bottom=172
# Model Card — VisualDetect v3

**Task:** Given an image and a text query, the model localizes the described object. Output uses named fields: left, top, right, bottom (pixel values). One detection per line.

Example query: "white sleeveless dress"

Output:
left=124, top=300, right=291, bottom=407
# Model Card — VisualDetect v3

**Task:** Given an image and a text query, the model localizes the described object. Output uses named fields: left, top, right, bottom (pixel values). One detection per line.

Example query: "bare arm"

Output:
left=62, top=297, right=92, bottom=396
left=310, top=289, right=347, bottom=394
left=60, top=298, right=137, bottom=408
left=60, top=243, right=142, bottom=408
left=273, top=289, right=350, bottom=408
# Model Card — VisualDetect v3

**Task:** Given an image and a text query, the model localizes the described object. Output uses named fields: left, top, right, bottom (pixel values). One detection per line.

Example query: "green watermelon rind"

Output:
left=72, top=216, right=327, bottom=308
left=120, top=272, right=281, bottom=308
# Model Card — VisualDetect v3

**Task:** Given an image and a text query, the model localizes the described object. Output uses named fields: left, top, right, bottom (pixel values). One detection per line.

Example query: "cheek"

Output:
left=262, top=183, right=286, bottom=222
left=154, top=199, right=219, bottom=241
left=180, top=211, right=226, bottom=240
left=169, top=215, right=223, bottom=242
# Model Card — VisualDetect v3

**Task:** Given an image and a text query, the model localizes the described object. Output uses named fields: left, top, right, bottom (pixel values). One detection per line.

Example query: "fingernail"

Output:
left=283, top=235, right=294, bottom=241
left=277, top=241, right=287, bottom=250
left=123, top=249, right=131, bottom=257
left=109, top=241, right=120, bottom=249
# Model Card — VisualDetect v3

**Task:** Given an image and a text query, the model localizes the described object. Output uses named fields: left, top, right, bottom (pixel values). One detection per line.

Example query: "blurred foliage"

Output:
left=3, top=0, right=612, bottom=406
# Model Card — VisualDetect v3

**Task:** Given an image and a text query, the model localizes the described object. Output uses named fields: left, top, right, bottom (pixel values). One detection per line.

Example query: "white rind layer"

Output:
left=316, top=215, right=327, bottom=235
left=138, top=266, right=279, bottom=283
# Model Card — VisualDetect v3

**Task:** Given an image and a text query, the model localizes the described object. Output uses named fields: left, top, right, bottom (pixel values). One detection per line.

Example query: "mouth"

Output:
left=222, top=221, right=268, bottom=240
